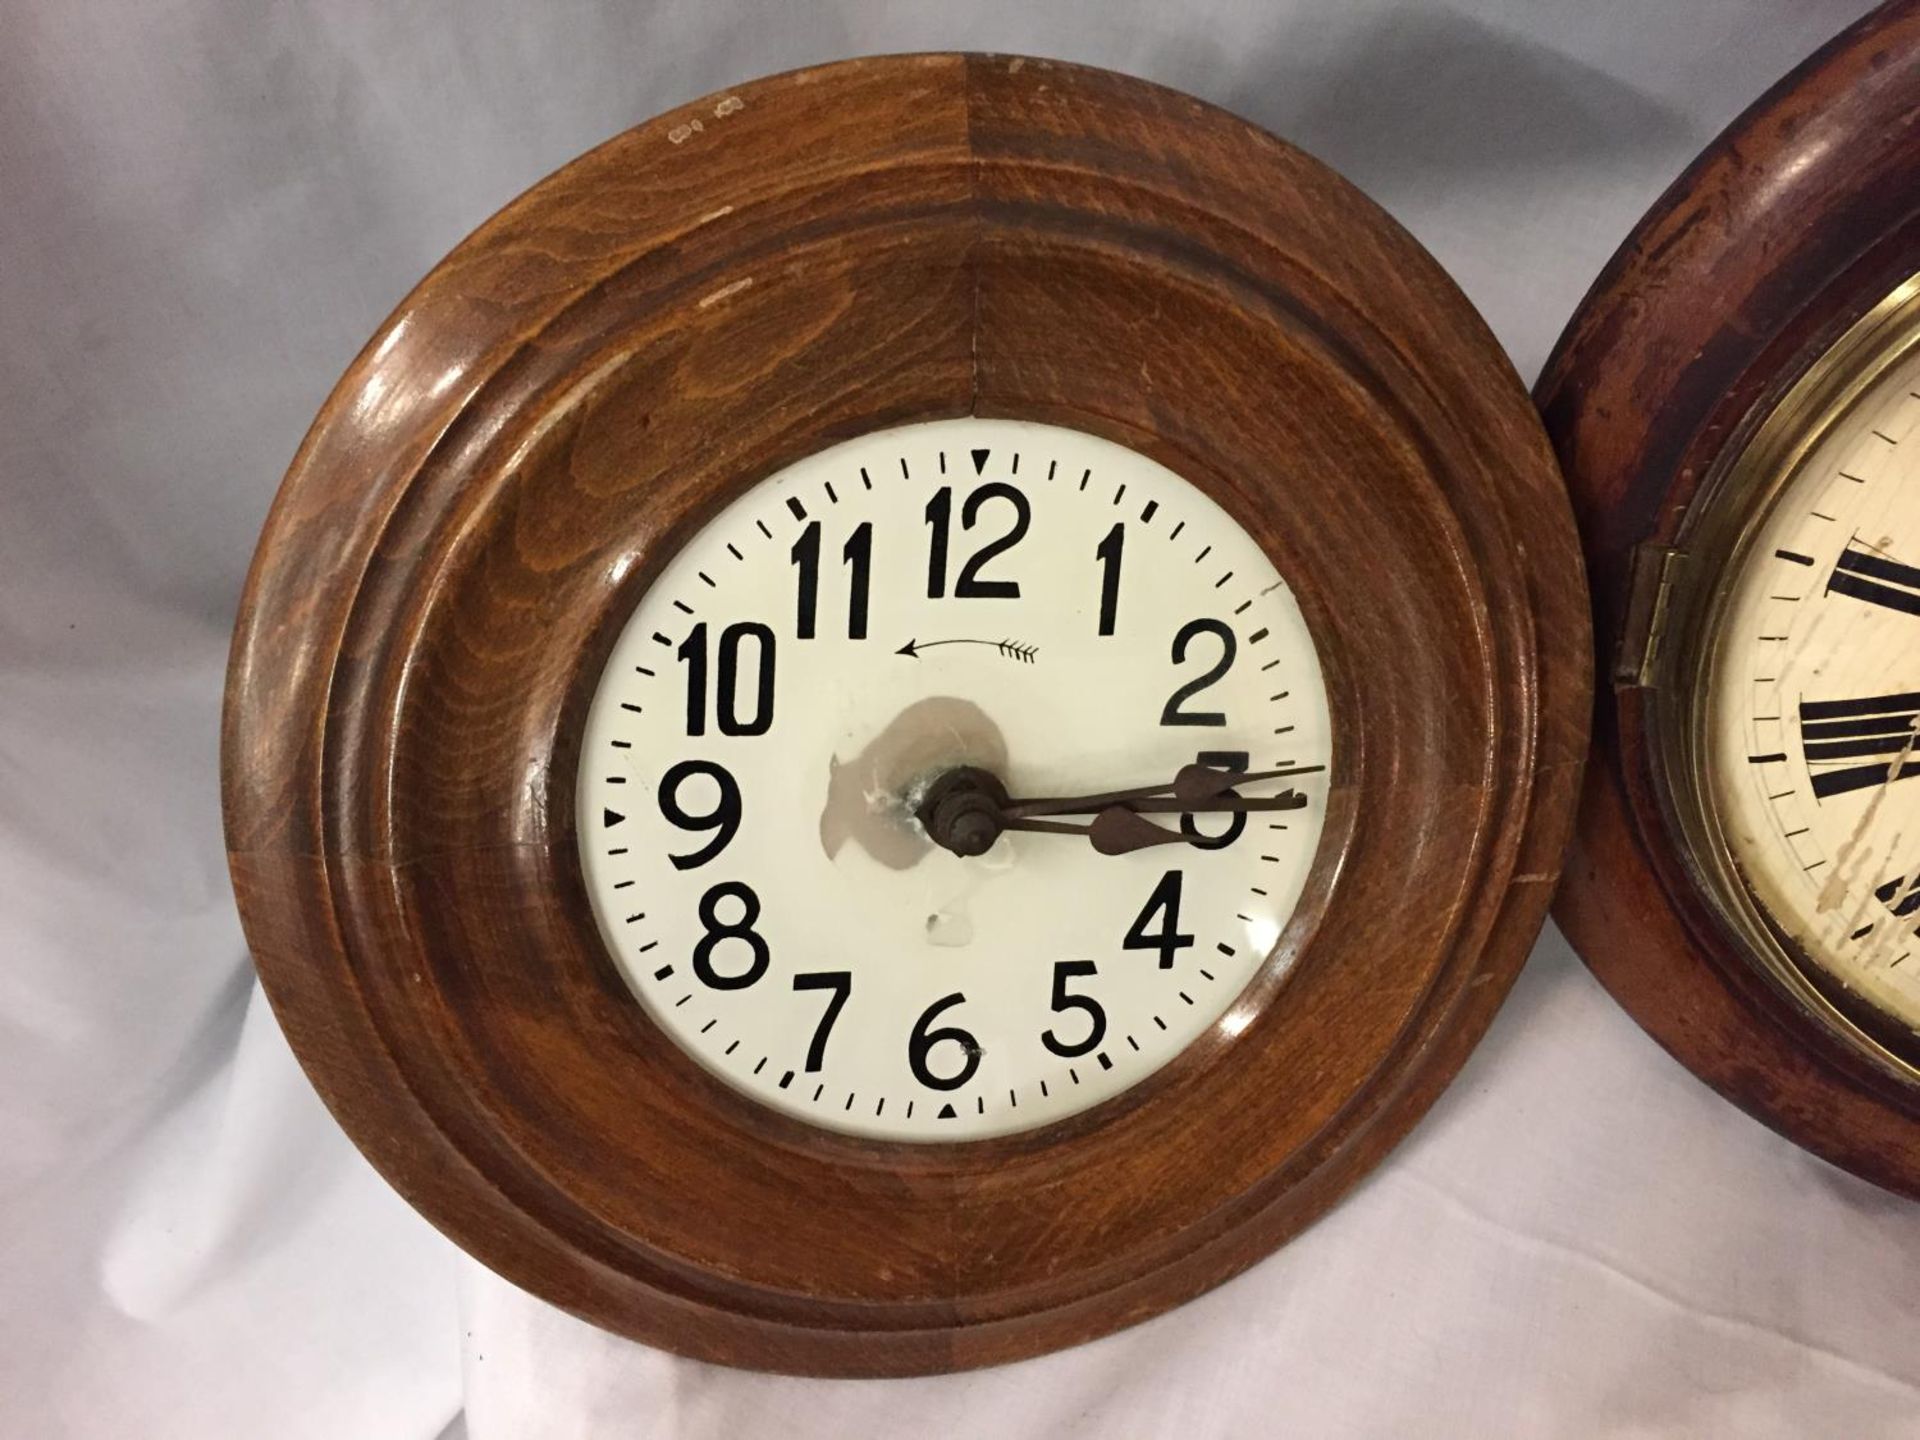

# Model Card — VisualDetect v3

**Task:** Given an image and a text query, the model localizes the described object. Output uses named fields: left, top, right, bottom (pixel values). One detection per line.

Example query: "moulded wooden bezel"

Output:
left=223, top=54, right=1588, bottom=1373
left=1538, top=3, right=1920, bottom=1196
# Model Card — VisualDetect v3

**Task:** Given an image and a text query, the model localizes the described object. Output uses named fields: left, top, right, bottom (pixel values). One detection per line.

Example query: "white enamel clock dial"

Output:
left=1709, top=345, right=1920, bottom=1034
left=578, top=418, right=1332, bottom=1140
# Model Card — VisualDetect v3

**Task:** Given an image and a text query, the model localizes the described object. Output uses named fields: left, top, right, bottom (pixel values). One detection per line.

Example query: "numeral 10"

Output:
left=677, top=622, right=776, bottom=736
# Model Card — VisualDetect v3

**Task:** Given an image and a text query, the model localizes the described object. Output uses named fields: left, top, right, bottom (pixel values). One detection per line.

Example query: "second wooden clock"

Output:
left=224, top=55, right=1588, bottom=1372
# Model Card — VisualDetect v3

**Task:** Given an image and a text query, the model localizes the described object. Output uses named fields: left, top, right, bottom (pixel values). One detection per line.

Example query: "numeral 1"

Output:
left=925, top=488, right=952, bottom=600
left=1095, top=522, right=1124, bottom=635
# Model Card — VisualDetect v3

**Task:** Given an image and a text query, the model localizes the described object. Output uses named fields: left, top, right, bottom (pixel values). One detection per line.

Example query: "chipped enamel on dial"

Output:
left=577, top=419, right=1332, bottom=1141
left=1707, top=341, right=1920, bottom=1040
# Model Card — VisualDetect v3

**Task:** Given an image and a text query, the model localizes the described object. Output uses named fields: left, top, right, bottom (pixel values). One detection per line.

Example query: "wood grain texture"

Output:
left=224, top=54, right=1588, bottom=1374
left=1538, top=2, right=1920, bottom=1196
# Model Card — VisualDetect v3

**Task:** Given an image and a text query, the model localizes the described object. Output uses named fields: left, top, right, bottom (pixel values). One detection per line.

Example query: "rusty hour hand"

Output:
left=1003, top=806, right=1209, bottom=856
left=941, top=802, right=1197, bottom=856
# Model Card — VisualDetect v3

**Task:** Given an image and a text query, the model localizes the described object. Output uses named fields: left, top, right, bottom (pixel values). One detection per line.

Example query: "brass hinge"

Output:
left=1614, top=542, right=1685, bottom=690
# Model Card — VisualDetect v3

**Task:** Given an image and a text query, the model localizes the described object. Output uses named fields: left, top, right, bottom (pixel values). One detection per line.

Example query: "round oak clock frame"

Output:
left=1539, top=2, right=1920, bottom=1196
left=224, top=54, right=1588, bottom=1373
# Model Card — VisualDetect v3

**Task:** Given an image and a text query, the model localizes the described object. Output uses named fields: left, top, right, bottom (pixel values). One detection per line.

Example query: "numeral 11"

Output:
left=790, top=520, right=872, bottom=639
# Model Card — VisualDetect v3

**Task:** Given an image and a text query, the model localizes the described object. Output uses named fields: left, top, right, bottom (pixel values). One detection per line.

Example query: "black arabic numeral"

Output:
left=656, top=759, right=741, bottom=870
left=956, top=482, right=1029, bottom=597
left=1124, top=870, right=1194, bottom=969
left=678, top=621, right=776, bottom=737
left=1041, top=960, right=1107, bottom=1059
left=790, top=522, right=820, bottom=639
left=844, top=521, right=871, bottom=639
left=907, top=992, right=982, bottom=1091
left=791, top=520, right=871, bottom=640
left=677, top=622, right=708, bottom=736
left=691, top=880, right=770, bottom=990
left=1180, top=750, right=1248, bottom=850
left=1095, top=521, right=1124, bottom=636
left=1160, top=618, right=1235, bottom=726
left=925, top=483, right=1030, bottom=599
left=925, top=487, right=951, bottom=599
left=792, top=971, right=852, bottom=1072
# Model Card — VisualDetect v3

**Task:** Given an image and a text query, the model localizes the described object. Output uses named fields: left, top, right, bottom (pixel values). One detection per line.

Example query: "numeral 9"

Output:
left=657, top=759, right=742, bottom=869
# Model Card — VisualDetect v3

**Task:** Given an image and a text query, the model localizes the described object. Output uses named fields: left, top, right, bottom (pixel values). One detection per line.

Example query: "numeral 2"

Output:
left=1160, top=618, right=1235, bottom=726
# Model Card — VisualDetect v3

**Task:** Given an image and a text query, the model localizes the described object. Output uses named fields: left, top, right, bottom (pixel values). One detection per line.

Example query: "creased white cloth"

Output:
left=4, top=1, right=1913, bottom=1436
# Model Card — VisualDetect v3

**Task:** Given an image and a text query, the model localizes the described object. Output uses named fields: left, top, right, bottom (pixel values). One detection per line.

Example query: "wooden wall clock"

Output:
left=223, top=54, right=1588, bottom=1373
left=1541, top=1, right=1920, bottom=1196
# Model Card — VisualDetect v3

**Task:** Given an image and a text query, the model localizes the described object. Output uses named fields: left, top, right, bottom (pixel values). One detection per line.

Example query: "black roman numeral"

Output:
left=1876, top=870, right=1920, bottom=920
left=1827, top=542, right=1920, bottom=616
left=1799, top=691, right=1920, bottom=798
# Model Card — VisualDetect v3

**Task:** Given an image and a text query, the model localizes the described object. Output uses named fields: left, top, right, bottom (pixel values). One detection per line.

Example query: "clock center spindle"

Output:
left=917, top=766, right=1011, bottom=858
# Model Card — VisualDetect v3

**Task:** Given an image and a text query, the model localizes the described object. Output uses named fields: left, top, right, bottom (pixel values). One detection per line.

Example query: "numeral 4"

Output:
left=1124, top=870, right=1194, bottom=968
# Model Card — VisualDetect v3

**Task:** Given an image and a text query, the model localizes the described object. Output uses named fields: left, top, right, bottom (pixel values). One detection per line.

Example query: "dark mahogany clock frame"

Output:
left=224, top=55, right=1588, bottom=1373
left=1538, top=2, right=1920, bottom=1197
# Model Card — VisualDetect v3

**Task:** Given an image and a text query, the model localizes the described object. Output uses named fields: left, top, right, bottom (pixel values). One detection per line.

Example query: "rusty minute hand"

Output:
left=918, top=764, right=1317, bottom=859
left=1001, top=761, right=1323, bottom=819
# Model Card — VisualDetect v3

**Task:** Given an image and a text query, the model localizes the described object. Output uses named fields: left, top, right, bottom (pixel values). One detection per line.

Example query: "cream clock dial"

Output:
left=1709, top=341, right=1920, bottom=1034
left=578, top=418, right=1332, bottom=1140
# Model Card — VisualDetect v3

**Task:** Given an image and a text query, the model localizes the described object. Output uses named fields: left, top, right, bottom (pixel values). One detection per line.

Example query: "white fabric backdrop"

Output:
left=5, top=1, right=1916, bottom=1435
